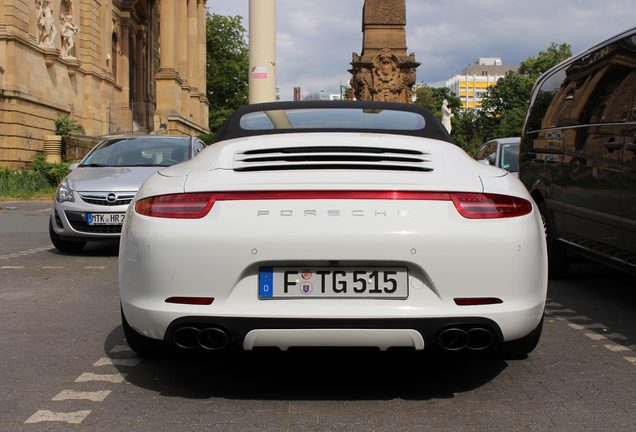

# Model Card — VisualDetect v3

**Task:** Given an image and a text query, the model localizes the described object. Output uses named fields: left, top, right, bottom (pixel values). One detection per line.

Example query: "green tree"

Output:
left=414, top=85, right=461, bottom=120
left=480, top=42, right=572, bottom=138
left=206, top=13, right=249, bottom=132
left=518, top=43, right=572, bottom=78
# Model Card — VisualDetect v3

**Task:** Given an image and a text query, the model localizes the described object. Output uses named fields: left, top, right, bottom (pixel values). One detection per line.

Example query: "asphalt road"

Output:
left=1, top=200, right=635, bottom=432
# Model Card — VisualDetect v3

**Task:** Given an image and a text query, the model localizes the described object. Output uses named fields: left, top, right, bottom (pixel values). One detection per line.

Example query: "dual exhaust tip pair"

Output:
left=436, top=327, right=495, bottom=351
left=172, top=325, right=496, bottom=352
left=173, top=326, right=230, bottom=350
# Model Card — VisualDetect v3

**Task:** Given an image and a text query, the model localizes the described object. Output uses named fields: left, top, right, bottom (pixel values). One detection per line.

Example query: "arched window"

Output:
left=112, top=32, right=118, bottom=80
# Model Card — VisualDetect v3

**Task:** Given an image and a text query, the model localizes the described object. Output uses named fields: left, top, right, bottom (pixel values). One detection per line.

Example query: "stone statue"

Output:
left=60, top=15, right=79, bottom=59
left=441, top=99, right=453, bottom=133
left=36, top=0, right=57, bottom=48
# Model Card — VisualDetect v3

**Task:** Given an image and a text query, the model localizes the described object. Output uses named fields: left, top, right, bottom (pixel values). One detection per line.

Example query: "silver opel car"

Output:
left=50, top=134, right=206, bottom=252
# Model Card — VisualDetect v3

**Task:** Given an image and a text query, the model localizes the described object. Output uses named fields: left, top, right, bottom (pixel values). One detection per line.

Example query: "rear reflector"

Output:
left=135, top=191, right=531, bottom=219
left=165, top=297, right=214, bottom=305
left=454, top=297, right=503, bottom=306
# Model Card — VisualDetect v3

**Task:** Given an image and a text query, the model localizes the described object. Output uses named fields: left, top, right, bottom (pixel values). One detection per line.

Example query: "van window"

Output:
left=575, top=65, right=636, bottom=125
left=570, top=35, right=636, bottom=125
left=526, top=69, right=567, bottom=132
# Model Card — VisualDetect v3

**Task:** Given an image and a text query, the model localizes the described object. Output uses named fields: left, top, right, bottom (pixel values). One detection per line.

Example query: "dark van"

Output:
left=519, top=27, right=636, bottom=277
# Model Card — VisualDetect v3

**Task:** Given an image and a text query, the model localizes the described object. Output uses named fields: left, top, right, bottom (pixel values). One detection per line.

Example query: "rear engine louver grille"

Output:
left=233, top=146, right=433, bottom=172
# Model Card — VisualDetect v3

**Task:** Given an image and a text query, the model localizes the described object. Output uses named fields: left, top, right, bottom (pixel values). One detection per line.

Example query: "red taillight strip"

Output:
left=135, top=190, right=531, bottom=219
left=216, top=190, right=451, bottom=201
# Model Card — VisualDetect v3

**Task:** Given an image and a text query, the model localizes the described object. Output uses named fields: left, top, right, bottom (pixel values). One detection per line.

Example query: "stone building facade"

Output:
left=0, top=0, right=209, bottom=168
left=349, top=0, right=419, bottom=103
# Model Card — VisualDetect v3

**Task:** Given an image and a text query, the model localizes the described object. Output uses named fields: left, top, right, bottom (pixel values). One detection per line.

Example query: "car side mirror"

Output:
left=478, top=159, right=490, bottom=165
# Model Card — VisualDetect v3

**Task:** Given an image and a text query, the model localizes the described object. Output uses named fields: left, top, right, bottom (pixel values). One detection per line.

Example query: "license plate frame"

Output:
left=87, top=212, right=126, bottom=225
left=259, top=266, right=408, bottom=299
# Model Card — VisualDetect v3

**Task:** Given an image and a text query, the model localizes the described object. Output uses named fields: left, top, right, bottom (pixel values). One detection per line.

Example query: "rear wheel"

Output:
left=538, top=202, right=569, bottom=278
left=49, top=218, right=86, bottom=253
left=501, top=315, right=544, bottom=359
left=121, top=307, right=165, bottom=357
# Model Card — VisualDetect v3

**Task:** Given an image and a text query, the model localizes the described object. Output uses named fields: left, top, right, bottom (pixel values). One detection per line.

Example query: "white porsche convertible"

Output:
left=119, top=101, right=547, bottom=358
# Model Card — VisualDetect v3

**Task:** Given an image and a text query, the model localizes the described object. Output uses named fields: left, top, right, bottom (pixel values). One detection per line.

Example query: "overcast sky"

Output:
left=208, top=0, right=636, bottom=101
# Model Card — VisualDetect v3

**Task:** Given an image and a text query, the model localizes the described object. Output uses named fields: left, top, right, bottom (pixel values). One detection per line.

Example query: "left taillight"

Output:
left=135, top=193, right=218, bottom=219
left=450, top=193, right=532, bottom=219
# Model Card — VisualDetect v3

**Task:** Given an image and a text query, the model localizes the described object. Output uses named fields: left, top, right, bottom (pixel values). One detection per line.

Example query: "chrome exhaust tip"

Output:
left=197, top=327, right=230, bottom=351
left=466, top=327, right=495, bottom=351
left=437, top=328, right=469, bottom=351
left=173, top=326, right=200, bottom=349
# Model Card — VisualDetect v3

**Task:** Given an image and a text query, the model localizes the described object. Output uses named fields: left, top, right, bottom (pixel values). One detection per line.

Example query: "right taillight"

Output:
left=450, top=193, right=532, bottom=219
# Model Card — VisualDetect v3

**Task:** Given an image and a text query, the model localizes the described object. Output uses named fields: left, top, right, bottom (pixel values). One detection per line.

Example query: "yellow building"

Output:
left=446, top=57, right=517, bottom=109
left=0, top=0, right=209, bottom=168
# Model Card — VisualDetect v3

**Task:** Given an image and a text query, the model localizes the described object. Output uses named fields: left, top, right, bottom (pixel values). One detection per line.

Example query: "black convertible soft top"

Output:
left=212, top=100, right=454, bottom=144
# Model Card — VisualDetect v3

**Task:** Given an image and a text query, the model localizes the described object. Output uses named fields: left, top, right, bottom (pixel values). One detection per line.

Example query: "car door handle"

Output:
left=604, top=140, right=623, bottom=152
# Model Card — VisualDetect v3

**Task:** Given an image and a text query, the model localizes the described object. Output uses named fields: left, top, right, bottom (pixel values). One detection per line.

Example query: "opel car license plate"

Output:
left=87, top=213, right=125, bottom=225
left=259, top=267, right=408, bottom=299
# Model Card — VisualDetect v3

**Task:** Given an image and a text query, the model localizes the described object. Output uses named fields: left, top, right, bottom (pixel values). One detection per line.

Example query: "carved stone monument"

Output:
left=349, top=0, right=420, bottom=103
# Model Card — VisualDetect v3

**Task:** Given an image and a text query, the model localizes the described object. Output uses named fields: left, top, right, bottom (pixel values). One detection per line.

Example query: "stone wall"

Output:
left=64, top=133, right=99, bottom=161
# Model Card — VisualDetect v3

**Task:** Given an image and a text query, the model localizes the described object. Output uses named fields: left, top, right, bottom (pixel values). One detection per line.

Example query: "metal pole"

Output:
left=249, top=0, right=276, bottom=104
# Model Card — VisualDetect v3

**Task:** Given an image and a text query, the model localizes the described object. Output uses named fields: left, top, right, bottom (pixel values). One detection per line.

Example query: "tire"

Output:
left=49, top=218, right=86, bottom=253
left=501, top=315, right=544, bottom=359
left=538, top=202, right=569, bottom=278
left=121, top=307, right=165, bottom=357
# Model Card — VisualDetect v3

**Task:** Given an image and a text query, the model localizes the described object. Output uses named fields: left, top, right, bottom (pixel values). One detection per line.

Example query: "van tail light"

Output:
left=135, top=191, right=531, bottom=219
left=135, top=193, right=218, bottom=218
left=450, top=193, right=532, bottom=219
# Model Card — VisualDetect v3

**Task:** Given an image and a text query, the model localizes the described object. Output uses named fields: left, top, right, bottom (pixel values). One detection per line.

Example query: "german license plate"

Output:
left=87, top=213, right=126, bottom=225
left=259, top=267, right=408, bottom=299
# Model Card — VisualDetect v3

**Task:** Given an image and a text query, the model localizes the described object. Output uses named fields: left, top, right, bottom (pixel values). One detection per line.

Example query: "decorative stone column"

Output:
left=156, top=0, right=182, bottom=131
left=349, top=0, right=420, bottom=103
left=197, top=0, right=207, bottom=95
left=177, top=0, right=190, bottom=119
left=176, top=0, right=188, bottom=78
left=159, top=0, right=176, bottom=71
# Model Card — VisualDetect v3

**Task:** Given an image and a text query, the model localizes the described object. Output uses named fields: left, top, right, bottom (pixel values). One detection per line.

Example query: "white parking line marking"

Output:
left=0, top=246, right=54, bottom=260
left=1, top=266, right=24, bottom=269
left=568, top=323, right=585, bottom=330
left=585, top=333, right=607, bottom=341
left=93, top=357, right=140, bottom=367
left=83, top=266, right=106, bottom=270
left=75, top=372, right=126, bottom=383
left=52, top=390, right=111, bottom=402
left=604, top=344, right=630, bottom=353
left=25, top=410, right=91, bottom=424
left=624, top=357, right=636, bottom=366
